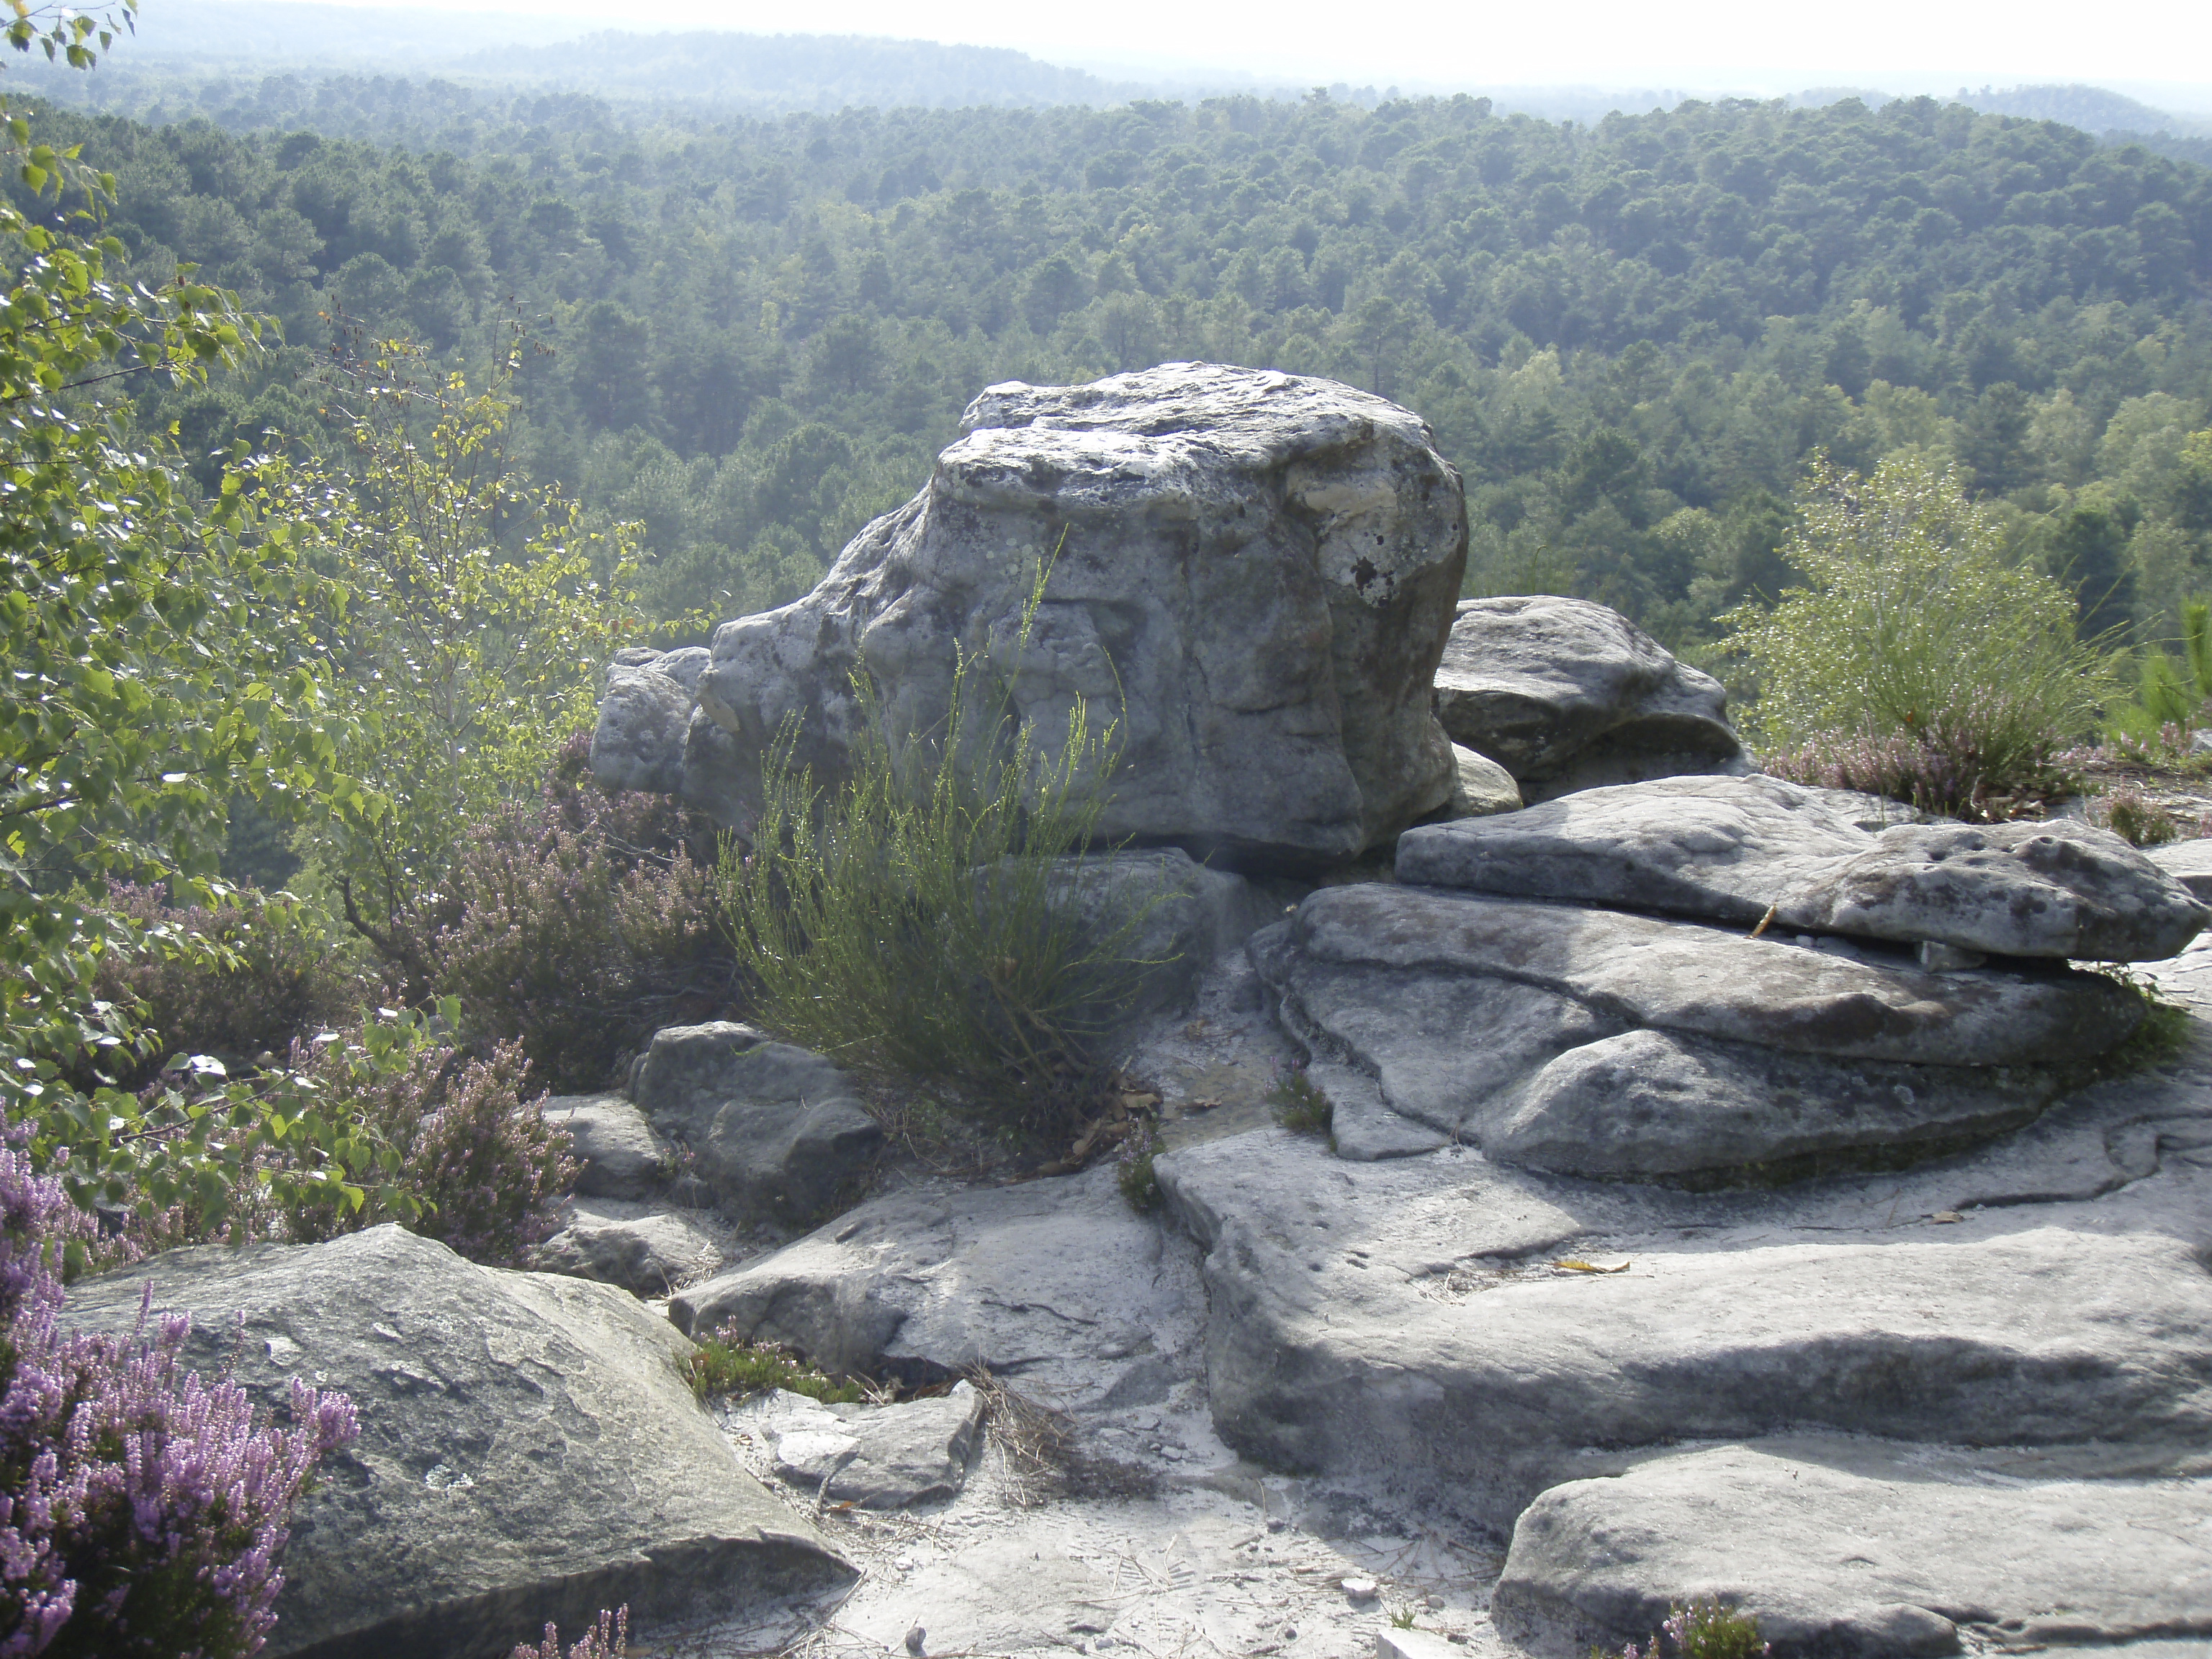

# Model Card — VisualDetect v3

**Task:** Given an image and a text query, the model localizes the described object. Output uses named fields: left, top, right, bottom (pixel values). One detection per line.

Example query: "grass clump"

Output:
left=716, top=557, right=1172, bottom=1147
left=1269, top=1060, right=1334, bottom=1136
left=685, top=1325, right=863, bottom=1403
left=1725, top=457, right=2113, bottom=819
left=1594, top=1599, right=1768, bottom=1659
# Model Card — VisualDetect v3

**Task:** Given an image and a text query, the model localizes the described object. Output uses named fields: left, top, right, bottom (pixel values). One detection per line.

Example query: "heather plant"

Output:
left=2100, top=782, right=2182, bottom=848
left=1723, top=457, right=2113, bottom=814
left=1593, top=1599, right=1768, bottom=1659
left=718, top=556, right=1172, bottom=1144
left=0, top=1110, right=360, bottom=1658
left=1115, top=1122, right=1164, bottom=1213
left=279, top=1004, right=576, bottom=1265
left=1758, top=706, right=2086, bottom=819
left=406, top=738, right=721, bottom=1090
left=513, top=1608, right=628, bottom=1659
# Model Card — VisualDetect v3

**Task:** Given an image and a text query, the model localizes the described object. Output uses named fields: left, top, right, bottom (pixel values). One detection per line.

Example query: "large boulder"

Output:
left=1399, top=774, right=2211, bottom=961
left=1251, top=882, right=2142, bottom=1179
left=60, top=1225, right=850, bottom=1659
left=1432, top=596, right=1747, bottom=801
left=631, top=1023, right=883, bottom=1226
left=613, top=364, right=1468, bottom=871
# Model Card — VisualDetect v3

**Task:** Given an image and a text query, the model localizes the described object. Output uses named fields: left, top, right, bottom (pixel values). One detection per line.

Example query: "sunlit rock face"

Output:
left=609, top=362, right=1469, bottom=871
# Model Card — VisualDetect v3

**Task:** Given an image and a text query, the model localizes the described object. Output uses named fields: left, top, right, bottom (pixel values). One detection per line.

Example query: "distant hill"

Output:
left=1953, top=82, right=2207, bottom=135
left=444, top=30, right=1143, bottom=112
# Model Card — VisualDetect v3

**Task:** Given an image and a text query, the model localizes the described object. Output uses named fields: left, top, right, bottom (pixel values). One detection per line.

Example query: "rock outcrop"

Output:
left=1431, top=595, right=1747, bottom=801
left=631, top=1022, right=884, bottom=1226
left=595, top=364, right=1470, bottom=870
left=60, top=1225, right=850, bottom=1659
left=1400, top=774, right=2210, bottom=961
left=732, top=1384, right=988, bottom=1510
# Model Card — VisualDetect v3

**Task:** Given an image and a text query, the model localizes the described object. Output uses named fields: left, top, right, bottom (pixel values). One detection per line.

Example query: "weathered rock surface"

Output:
left=1444, top=743, right=1521, bottom=818
left=526, top=1202, right=723, bottom=1296
left=663, top=364, right=1468, bottom=871
left=1398, top=773, right=2210, bottom=961
left=590, top=648, right=701, bottom=795
left=632, top=1022, right=883, bottom=1225
left=60, top=1225, right=850, bottom=1659
left=1431, top=597, right=1746, bottom=801
left=1154, top=1079, right=2212, bottom=1532
left=671, top=1165, right=1202, bottom=1404
left=733, top=1383, right=986, bottom=1510
left=1252, top=881, right=2131, bottom=1177
left=1040, top=848, right=1288, bottom=1025
left=542, top=1094, right=670, bottom=1200
left=1491, top=1437, right=2212, bottom=1658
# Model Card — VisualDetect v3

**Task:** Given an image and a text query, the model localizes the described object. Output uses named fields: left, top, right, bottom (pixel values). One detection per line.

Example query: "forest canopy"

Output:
left=14, top=73, right=2211, bottom=652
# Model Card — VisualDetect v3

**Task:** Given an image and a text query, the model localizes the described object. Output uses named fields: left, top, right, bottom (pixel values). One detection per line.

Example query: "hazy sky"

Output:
left=244, top=0, right=2212, bottom=102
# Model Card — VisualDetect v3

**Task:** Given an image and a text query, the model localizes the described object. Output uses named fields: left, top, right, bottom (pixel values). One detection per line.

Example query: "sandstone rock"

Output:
left=60, top=1225, right=850, bottom=1659
left=526, top=1202, right=723, bottom=1297
left=542, top=1094, right=670, bottom=1200
left=1040, top=848, right=1287, bottom=1025
left=1398, top=774, right=2210, bottom=961
left=1253, top=885, right=2134, bottom=1177
left=1302, top=1061, right=1450, bottom=1161
left=632, top=1022, right=883, bottom=1226
left=1152, top=1128, right=2212, bottom=1529
left=674, top=364, right=1467, bottom=871
left=736, top=1384, right=986, bottom=1510
left=1443, top=742, right=1521, bottom=818
left=591, top=652, right=697, bottom=795
left=1491, top=1437, right=2212, bottom=1658
left=1431, top=597, right=1746, bottom=801
left=671, top=1165, right=1201, bottom=1404
left=2147, top=835, right=2212, bottom=902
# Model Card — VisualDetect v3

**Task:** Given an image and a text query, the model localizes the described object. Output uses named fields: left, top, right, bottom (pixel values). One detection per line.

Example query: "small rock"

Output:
left=541, top=1094, right=671, bottom=1200
left=526, top=1205, right=722, bottom=1297
left=1341, top=1576, right=1380, bottom=1601
left=904, top=1625, right=926, bottom=1655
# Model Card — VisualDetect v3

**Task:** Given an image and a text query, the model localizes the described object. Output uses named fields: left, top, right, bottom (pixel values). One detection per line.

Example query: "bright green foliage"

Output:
left=717, top=581, right=1167, bottom=1143
left=685, top=1326, right=863, bottom=1403
left=2115, top=597, right=2212, bottom=746
left=1723, top=457, right=2113, bottom=801
left=260, top=343, right=645, bottom=967
left=0, top=29, right=369, bottom=1234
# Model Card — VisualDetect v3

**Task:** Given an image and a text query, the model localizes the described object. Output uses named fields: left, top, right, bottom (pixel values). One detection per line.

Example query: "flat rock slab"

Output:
left=2148, top=834, right=2212, bottom=900
left=526, top=1202, right=724, bottom=1297
left=670, top=1164, right=1202, bottom=1405
left=1152, top=1122, right=2212, bottom=1530
left=1431, top=597, right=1745, bottom=799
left=1254, top=883, right=2129, bottom=1177
left=734, top=1384, right=986, bottom=1509
left=60, top=1225, right=850, bottom=1659
left=632, top=1022, right=883, bottom=1226
left=1398, top=774, right=2210, bottom=961
left=1492, top=1436, right=2212, bottom=1658
left=542, top=1094, right=670, bottom=1200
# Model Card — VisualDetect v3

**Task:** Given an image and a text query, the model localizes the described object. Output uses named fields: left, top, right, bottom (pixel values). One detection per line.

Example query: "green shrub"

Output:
left=685, top=1326, right=863, bottom=1403
left=2113, top=598, right=2212, bottom=747
left=1115, top=1122, right=1163, bottom=1212
left=717, top=591, right=1169, bottom=1145
left=1725, top=457, right=2113, bottom=814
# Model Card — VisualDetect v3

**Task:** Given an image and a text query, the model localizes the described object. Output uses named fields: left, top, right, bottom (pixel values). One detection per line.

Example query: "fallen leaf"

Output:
left=1930, top=1210, right=1964, bottom=1224
left=1552, top=1258, right=1631, bottom=1274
